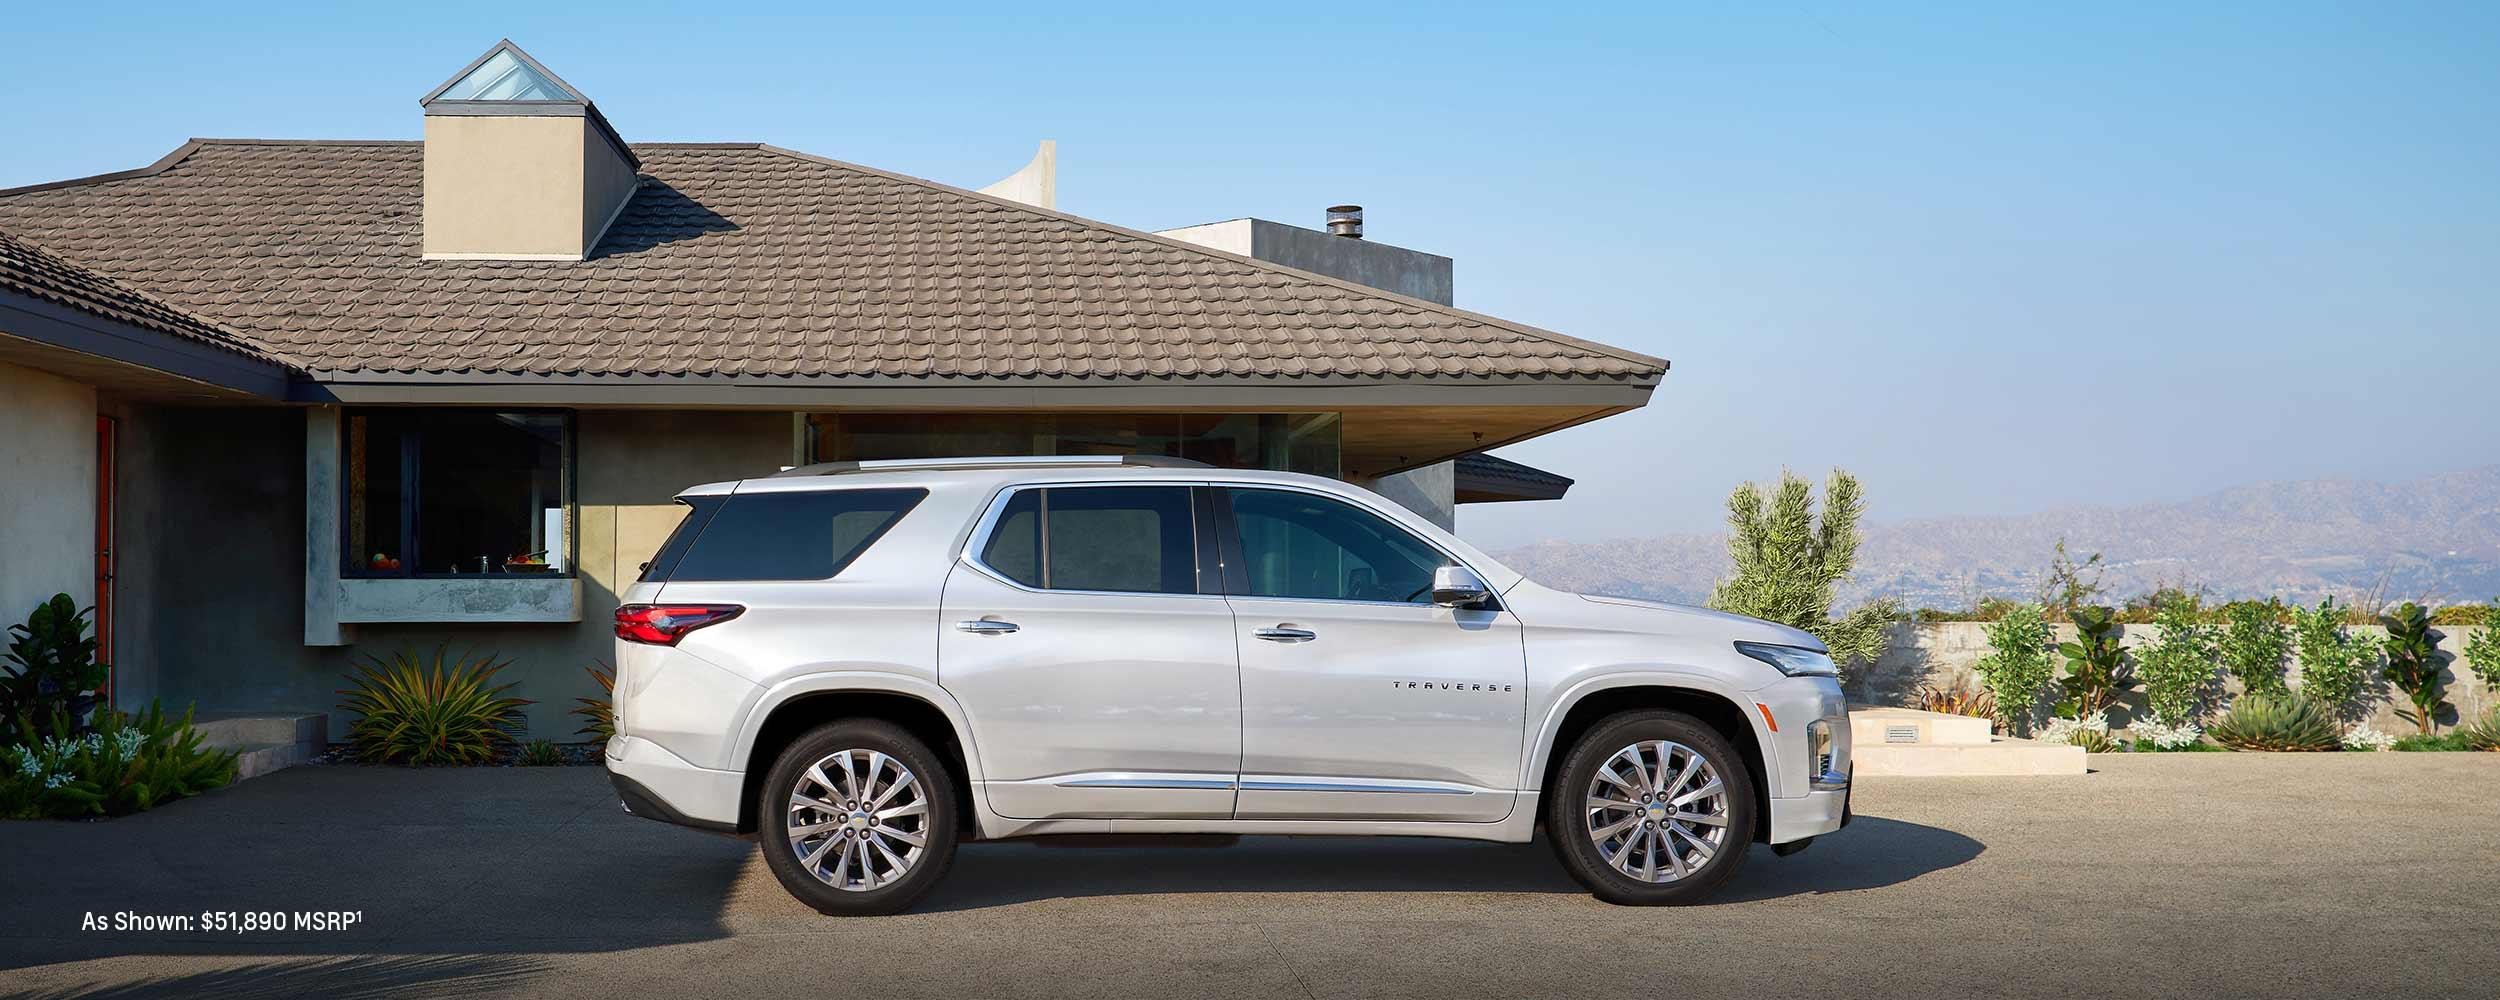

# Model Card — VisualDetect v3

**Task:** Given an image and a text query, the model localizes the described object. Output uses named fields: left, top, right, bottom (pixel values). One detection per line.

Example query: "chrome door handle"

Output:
left=1254, top=627, right=1317, bottom=642
left=956, top=619, right=1020, bottom=634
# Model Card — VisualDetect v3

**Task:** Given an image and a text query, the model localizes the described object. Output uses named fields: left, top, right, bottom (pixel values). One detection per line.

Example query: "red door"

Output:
left=95, top=416, right=115, bottom=707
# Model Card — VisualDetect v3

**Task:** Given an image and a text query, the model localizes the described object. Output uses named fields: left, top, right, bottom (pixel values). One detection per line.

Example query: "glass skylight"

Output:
left=434, top=48, right=573, bottom=102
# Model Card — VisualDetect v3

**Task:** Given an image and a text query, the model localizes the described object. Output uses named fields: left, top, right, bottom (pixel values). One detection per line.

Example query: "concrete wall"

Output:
left=0, top=360, right=96, bottom=624
left=1156, top=219, right=1455, bottom=306
left=1853, top=620, right=2498, bottom=736
left=124, top=407, right=790, bottom=739
left=1362, top=462, right=1457, bottom=531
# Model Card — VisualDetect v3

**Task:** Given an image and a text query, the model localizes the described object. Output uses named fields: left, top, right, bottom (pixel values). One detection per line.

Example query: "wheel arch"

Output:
left=1530, top=678, right=1774, bottom=844
left=734, top=674, right=983, bottom=837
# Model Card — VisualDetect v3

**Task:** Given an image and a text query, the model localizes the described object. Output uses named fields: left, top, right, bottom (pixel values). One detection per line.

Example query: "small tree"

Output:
left=2377, top=602, right=2449, bottom=736
left=2220, top=599, right=2292, bottom=699
left=2036, top=539, right=2107, bottom=621
left=1973, top=602, right=2055, bottom=736
left=1707, top=469, right=1899, bottom=676
left=2053, top=605, right=2133, bottom=720
left=2136, top=592, right=2221, bottom=726
left=2291, top=598, right=2378, bottom=721
left=3, top=594, right=111, bottom=742
left=2461, top=599, right=2500, bottom=694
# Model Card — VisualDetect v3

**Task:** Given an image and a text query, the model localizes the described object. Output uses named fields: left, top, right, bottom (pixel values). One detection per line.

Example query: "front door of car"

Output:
left=1218, top=486, right=1526, bottom=822
left=939, top=484, right=1241, bottom=820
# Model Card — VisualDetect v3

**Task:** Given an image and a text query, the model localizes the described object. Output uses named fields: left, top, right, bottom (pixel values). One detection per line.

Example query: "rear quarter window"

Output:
left=661, top=488, right=927, bottom=582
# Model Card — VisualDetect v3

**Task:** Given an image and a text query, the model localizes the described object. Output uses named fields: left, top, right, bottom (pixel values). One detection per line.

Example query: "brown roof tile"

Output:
left=0, top=140, right=1665, bottom=383
left=0, top=226, right=283, bottom=366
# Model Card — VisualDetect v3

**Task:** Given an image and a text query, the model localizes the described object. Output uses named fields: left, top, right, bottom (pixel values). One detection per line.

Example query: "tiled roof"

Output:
left=1454, top=451, right=1574, bottom=500
left=0, top=226, right=284, bottom=366
left=0, top=140, right=1666, bottom=383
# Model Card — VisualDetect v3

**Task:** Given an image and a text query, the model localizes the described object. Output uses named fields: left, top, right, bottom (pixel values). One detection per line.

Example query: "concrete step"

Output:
left=1853, top=738, right=2088, bottom=777
left=192, top=713, right=327, bottom=781
left=1849, top=706, right=1993, bottom=746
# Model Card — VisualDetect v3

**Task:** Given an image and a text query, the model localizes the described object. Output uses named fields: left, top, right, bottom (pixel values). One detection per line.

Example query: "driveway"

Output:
left=3, top=754, right=2495, bottom=999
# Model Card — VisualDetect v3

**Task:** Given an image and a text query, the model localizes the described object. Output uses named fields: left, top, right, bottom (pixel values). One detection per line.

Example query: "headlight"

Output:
left=1734, top=641, right=1837, bottom=678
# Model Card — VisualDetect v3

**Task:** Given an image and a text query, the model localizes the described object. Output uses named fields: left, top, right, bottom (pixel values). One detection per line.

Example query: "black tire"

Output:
left=1545, top=709, right=1756, bottom=905
left=757, top=719, right=959, bottom=916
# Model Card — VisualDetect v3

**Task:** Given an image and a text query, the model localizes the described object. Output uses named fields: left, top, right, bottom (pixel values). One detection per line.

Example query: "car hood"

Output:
left=1569, top=592, right=1830, bottom=651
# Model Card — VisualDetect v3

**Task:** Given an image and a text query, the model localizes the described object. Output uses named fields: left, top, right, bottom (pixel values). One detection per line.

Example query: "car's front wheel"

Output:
left=758, top=719, right=959, bottom=916
left=1546, top=709, right=1755, bottom=904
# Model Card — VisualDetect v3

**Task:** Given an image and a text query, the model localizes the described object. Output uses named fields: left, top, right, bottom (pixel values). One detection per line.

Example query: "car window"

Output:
left=1226, top=488, right=1450, bottom=603
left=977, top=486, right=1197, bottom=595
left=664, top=488, right=925, bottom=581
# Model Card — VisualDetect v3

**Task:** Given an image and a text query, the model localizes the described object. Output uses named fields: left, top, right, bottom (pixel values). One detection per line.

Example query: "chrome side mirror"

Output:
left=1431, top=565, right=1492, bottom=608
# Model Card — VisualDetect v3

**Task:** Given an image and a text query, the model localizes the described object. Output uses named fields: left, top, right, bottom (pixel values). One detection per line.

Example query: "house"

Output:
left=0, top=41, right=1665, bottom=737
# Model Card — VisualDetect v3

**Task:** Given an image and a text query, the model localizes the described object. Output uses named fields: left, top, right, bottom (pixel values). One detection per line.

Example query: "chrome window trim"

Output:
left=958, top=481, right=1216, bottom=600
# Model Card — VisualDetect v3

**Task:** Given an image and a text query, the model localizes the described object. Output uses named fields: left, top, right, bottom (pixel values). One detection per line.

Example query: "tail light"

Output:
left=614, top=604, right=744, bottom=645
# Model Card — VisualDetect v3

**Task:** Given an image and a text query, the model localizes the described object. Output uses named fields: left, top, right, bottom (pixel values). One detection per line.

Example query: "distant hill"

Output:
left=1493, top=466, right=2500, bottom=610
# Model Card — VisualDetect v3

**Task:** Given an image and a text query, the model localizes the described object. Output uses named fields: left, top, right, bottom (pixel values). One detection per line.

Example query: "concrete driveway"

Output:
left=3, top=753, right=2495, bottom=999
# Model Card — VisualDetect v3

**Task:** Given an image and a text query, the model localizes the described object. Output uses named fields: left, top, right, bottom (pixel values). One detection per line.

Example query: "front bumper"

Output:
left=1767, top=778, right=1851, bottom=844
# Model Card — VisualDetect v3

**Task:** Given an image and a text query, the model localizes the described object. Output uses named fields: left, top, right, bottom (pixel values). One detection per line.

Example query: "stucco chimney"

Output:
left=419, top=40, right=639, bottom=261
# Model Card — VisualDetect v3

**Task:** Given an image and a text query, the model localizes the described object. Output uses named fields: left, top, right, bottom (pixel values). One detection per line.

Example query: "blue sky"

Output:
left=5, top=2, right=2495, bottom=548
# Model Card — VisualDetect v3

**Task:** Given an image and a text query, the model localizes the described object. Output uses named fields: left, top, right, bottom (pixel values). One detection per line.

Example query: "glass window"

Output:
left=1228, top=488, right=1450, bottom=603
left=434, top=48, right=574, bottom=102
left=666, top=489, right=926, bottom=582
left=976, top=487, right=1198, bottom=595
left=344, top=411, right=571, bottom=577
left=637, top=496, right=724, bottom=583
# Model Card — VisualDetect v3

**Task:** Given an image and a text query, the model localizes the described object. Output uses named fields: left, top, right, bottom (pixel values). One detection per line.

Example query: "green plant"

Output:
left=2459, top=708, right=2500, bottom=751
left=1707, top=469, right=1900, bottom=677
left=1914, top=675, right=1996, bottom=719
left=571, top=661, right=616, bottom=740
left=1971, top=603, right=2055, bottom=736
left=2136, top=593, right=2221, bottom=726
left=2052, top=605, right=2133, bottom=719
left=2291, top=598, right=2378, bottom=720
left=337, top=647, right=532, bottom=766
left=2462, top=607, right=2500, bottom=693
left=2036, top=539, right=2107, bottom=621
left=2219, top=599, right=2292, bottom=699
left=2, top=594, right=111, bottom=743
left=1, top=701, right=235, bottom=819
left=516, top=739, right=564, bottom=767
left=2390, top=732, right=2471, bottom=752
left=2206, top=695, right=2340, bottom=752
left=2377, top=602, right=2449, bottom=735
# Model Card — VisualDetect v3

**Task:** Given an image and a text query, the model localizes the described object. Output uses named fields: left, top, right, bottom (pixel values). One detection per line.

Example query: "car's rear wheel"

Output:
left=758, top=719, right=959, bottom=916
left=1546, top=709, right=1755, bottom=904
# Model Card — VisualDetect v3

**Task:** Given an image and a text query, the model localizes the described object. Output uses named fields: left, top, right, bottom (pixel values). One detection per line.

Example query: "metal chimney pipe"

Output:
left=1325, top=204, right=1364, bottom=239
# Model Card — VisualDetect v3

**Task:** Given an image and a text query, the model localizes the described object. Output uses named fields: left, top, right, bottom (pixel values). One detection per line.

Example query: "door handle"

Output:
left=956, top=619, right=1020, bottom=634
left=1254, top=626, right=1317, bottom=643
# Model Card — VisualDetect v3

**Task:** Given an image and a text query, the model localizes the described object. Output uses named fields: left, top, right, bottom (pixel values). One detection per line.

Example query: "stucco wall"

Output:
left=0, top=360, right=96, bottom=624
left=128, top=407, right=791, bottom=739
left=1852, top=620, right=2497, bottom=736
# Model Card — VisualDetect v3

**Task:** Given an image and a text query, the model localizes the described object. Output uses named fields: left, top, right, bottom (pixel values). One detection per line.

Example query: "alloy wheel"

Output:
left=1582, top=739, right=1731, bottom=883
left=787, top=748, right=931, bottom=892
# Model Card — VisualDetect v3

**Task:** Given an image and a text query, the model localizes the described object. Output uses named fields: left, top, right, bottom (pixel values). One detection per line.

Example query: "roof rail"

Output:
left=768, top=455, right=1213, bottom=478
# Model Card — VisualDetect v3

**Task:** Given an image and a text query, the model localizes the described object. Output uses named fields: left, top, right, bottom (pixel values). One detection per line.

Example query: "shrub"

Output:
left=2136, top=593, right=2222, bottom=726
left=2459, top=708, right=2500, bottom=752
left=2341, top=723, right=2398, bottom=752
left=2461, top=610, right=2500, bottom=693
left=2377, top=602, right=2449, bottom=735
left=2, top=594, right=111, bottom=743
left=516, top=739, right=564, bottom=767
left=2390, top=732, right=2471, bottom=752
left=2039, top=713, right=2115, bottom=752
left=1971, top=603, right=2055, bottom=736
left=2053, top=605, right=2133, bottom=720
left=2207, top=694, right=2340, bottom=752
left=2429, top=603, right=2494, bottom=627
left=2128, top=718, right=2204, bottom=750
left=0, top=702, right=236, bottom=819
left=2291, top=598, right=2378, bottom=721
left=2220, top=599, right=2292, bottom=699
left=1914, top=675, right=1996, bottom=719
left=571, top=661, right=616, bottom=741
left=1707, top=469, right=1899, bottom=677
left=337, top=647, right=532, bottom=766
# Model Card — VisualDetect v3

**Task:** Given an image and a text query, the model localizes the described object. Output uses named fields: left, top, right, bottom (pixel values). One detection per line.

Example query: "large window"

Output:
left=344, top=410, right=572, bottom=577
left=808, top=412, right=1339, bottom=477
left=1227, top=488, right=1451, bottom=604
left=977, top=486, right=1199, bottom=595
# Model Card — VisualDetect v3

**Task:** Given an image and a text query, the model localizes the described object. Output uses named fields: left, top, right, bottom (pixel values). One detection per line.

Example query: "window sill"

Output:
left=333, top=575, right=583, bottom=624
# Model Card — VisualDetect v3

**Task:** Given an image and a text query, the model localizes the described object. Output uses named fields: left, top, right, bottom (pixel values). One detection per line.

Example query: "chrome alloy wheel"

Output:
left=1583, top=739, right=1731, bottom=883
left=787, top=749, right=930, bottom=892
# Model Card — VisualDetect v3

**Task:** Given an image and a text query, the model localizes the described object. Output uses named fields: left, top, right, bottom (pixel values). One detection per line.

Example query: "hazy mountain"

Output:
left=1493, top=466, right=2500, bottom=610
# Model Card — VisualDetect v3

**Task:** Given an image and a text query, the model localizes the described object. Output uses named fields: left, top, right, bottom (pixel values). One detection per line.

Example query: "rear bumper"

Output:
left=606, top=734, right=745, bottom=834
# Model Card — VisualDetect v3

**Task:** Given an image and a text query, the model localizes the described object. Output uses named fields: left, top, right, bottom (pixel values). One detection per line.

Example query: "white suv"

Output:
left=606, top=456, right=1850, bottom=915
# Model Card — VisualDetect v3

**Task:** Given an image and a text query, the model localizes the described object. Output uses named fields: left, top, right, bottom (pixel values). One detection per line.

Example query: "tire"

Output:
left=1545, top=709, right=1756, bottom=905
left=757, top=719, right=959, bottom=916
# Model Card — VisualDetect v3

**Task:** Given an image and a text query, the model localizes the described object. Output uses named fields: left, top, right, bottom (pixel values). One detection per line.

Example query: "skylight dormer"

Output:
left=422, top=39, right=590, bottom=106
left=419, top=40, right=639, bottom=261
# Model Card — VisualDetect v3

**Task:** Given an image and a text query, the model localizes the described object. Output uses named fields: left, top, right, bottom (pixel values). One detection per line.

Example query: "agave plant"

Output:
left=1915, top=675, right=1997, bottom=719
left=2053, top=605, right=2134, bottom=719
left=2460, top=707, right=2500, bottom=752
left=337, top=647, right=532, bottom=766
left=2206, top=694, right=2341, bottom=752
left=2377, top=602, right=2449, bottom=735
left=572, top=661, right=617, bottom=740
